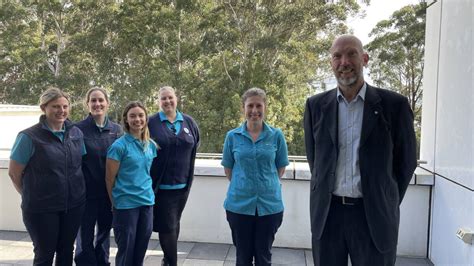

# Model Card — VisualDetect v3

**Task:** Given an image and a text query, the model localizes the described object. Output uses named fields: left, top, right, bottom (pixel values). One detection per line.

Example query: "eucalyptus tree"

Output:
left=366, top=3, right=426, bottom=125
left=1, top=0, right=365, bottom=154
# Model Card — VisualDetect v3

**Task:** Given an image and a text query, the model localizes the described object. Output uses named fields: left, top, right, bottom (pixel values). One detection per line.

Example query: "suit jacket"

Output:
left=303, top=84, right=417, bottom=253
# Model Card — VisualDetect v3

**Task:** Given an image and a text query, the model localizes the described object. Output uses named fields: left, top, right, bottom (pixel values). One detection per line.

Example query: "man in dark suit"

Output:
left=304, top=35, right=417, bottom=265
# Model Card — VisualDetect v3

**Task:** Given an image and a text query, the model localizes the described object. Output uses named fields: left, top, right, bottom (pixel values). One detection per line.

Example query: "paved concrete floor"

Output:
left=0, top=230, right=432, bottom=265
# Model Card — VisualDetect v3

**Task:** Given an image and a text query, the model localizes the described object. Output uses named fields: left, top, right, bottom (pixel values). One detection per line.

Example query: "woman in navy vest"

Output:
left=221, top=88, right=289, bottom=265
left=149, top=86, right=200, bottom=266
left=8, top=87, right=86, bottom=265
left=74, top=87, right=122, bottom=265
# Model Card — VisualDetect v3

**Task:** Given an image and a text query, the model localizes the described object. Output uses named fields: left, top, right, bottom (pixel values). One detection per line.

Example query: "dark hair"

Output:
left=85, top=86, right=109, bottom=105
left=241, top=87, right=267, bottom=106
left=122, top=101, right=151, bottom=143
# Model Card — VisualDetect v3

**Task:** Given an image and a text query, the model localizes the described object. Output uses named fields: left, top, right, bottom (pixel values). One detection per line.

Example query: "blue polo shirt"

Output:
left=159, top=110, right=184, bottom=135
left=107, top=134, right=157, bottom=209
left=221, top=122, right=289, bottom=216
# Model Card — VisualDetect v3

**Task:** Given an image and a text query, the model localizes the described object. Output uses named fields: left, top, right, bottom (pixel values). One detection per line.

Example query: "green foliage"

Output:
left=1, top=0, right=365, bottom=155
left=365, top=3, right=426, bottom=154
left=366, top=4, right=425, bottom=125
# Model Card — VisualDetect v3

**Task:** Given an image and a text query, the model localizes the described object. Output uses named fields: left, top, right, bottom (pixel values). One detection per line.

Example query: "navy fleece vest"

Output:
left=75, top=115, right=122, bottom=199
left=149, top=114, right=198, bottom=189
left=21, top=118, right=86, bottom=212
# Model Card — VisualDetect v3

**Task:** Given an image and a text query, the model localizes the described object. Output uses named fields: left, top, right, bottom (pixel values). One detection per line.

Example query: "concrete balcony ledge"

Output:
left=194, top=158, right=434, bottom=186
left=0, top=158, right=8, bottom=169
left=1, top=156, right=435, bottom=186
left=413, top=167, right=435, bottom=185
left=0, top=157, right=432, bottom=257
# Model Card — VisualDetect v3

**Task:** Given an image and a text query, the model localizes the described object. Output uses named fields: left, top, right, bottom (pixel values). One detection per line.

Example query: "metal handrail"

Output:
left=1, top=149, right=429, bottom=165
left=196, top=153, right=223, bottom=159
left=197, top=153, right=428, bottom=165
left=196, top=153, right=307, bottom=161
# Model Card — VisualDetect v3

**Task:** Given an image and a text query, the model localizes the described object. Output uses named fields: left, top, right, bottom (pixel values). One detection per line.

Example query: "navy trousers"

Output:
left=312, top=199, right=397, bottom=266
left=74, top=198, right=112, bottom=266
left=22, top=203, right=85, bottom=266
left=226, top=210, right=283, bottom=266
left=113, top=205, right=153, bottom=266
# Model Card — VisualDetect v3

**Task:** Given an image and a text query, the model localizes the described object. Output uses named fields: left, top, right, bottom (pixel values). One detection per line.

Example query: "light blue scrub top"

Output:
left=221, top=122, right=289, bottom=216
left=107, top=134, right=157, bottom=209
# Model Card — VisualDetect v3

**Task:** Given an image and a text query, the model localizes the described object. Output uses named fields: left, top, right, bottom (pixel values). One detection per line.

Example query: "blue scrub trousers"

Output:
left=226, top=210, right=283, bottom=266
left=74, top=197, right=112, bottom=265
left=113, top=205, right=153, bottom=266
left=22, top=203, right=85, bottom=266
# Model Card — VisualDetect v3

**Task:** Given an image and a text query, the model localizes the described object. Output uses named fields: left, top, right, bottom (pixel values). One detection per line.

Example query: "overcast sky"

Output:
left=350, top=0, right=421, bottom=45
left=341, top=0, right=421, bottom=84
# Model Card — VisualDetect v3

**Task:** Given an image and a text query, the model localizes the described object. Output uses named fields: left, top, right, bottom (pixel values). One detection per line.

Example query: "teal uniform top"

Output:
left=107, top=134, right=157, bottom=209
left=222, top=122, right=289, bottom=216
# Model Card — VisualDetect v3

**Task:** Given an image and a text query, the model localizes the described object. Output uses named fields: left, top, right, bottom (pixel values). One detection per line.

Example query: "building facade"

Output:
left=420, top=0, right=474, bottom=264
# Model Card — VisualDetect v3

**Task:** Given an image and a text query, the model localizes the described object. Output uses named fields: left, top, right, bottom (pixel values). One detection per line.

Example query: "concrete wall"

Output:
left=0, top=105, right=41, bottom=159
left=420, top=0, right=474, bottom=265
left=0, top=158, right=432, bottom=257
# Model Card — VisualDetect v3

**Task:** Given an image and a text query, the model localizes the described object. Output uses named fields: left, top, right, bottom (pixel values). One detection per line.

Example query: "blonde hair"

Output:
left=39, top=87, right=70, bottom=110
left=158, top=86, right=176, bottom=96
left=122, top=101, right=152, bottom=144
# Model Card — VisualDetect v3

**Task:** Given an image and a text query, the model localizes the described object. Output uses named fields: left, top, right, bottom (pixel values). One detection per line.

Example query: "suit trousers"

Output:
left=226, top=210, right=283, bottom=266
left=22, top=203, right=85, bottom=266
left=312, top=199, right=396, bottom=266
left=113, top=205, right=153, bottom=266
left=74, top=197, right=112, bottom=266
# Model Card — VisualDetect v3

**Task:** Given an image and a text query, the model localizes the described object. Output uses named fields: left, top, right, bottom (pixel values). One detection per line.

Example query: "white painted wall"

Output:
left=0, top=105, right=41, bottom=159
left=421, top=0, right=474, bottom=265
left=430, top=178, right=473, bottom=265
left=179, top=175, right=314, bottom=249
left=433, top=0, right=473, bottom=188
left=419, top=0, right=440, bottom=173
left=179, top=170, right=432, bottom=256
left=0, top=159, right=432, bottom=257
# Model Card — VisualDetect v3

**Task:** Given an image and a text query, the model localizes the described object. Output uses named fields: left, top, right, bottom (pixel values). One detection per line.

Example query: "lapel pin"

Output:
left=374, top=111, right=379, bottom=115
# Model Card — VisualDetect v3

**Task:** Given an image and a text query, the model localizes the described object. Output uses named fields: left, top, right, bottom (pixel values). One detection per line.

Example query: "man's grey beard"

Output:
left=337, top=72, right=363, bottom=87
left=337, top=76, right=357, bottom=86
